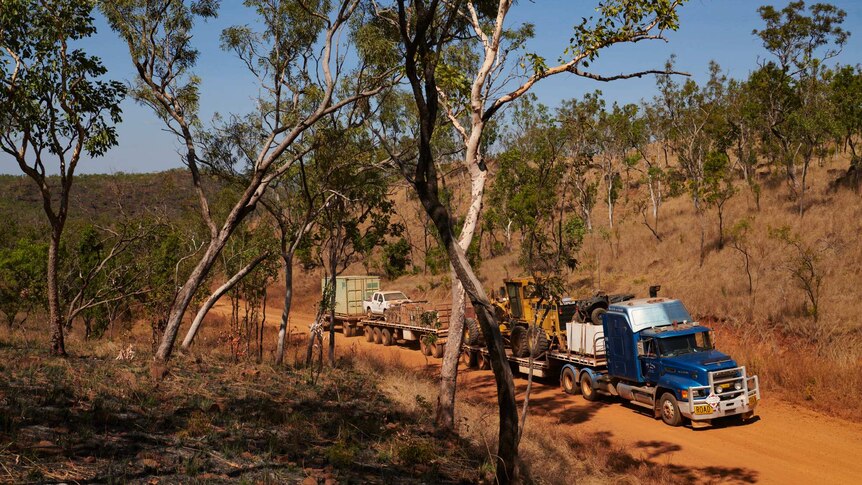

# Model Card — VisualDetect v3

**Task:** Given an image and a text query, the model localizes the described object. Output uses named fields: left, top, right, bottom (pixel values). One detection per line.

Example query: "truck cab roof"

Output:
left=607, top=298, right=696, bottom=333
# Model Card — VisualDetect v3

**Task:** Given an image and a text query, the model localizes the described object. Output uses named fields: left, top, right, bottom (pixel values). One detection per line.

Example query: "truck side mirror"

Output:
left=649, top=285, right=661, bottom=298
left=637, top=340, right=645, bottom=357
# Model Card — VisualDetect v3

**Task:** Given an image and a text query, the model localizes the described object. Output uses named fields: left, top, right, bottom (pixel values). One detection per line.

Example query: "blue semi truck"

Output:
left=465, top=297, right=760, bottom=428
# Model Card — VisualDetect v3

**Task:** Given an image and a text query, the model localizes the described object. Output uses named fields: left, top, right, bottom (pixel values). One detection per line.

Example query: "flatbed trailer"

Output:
left=355, top=303, right=452, bottom=357
left=462, top=344, right=606, bottom=381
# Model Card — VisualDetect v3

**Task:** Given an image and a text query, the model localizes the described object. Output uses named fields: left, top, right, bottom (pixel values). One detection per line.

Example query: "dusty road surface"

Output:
left=214, top=302, right=862, bottom=484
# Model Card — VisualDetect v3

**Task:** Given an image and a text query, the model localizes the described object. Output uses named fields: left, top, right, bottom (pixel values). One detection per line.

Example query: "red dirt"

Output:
left=213, top=300, right=862, bottom=484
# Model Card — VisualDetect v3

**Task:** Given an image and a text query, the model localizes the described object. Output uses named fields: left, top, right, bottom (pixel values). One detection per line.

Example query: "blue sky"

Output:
left=3, top=0, right=861, bottom=174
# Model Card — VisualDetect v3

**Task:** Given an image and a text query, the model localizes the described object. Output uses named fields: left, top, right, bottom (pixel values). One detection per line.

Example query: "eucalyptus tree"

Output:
left=0, top=0, right=125, bottom=355
left=752, top=1, right=848, bottom=214
left=656, top=60, right=727, bottom=265
left=724, top=78, right=762, bottom=209
left=103, top=0, right=399, bottom=364
left=558, top=91, right=604, bottom=232
left=827, top=64, right=862, bottom=190
left=373, top=0, right=690, bottom=480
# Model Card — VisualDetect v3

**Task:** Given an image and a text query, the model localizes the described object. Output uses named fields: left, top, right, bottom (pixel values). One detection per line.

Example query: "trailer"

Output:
left=356, top=302, right=453, bottom=358
left=462, top=297, right=760, bottom=428
left=324, top=276, right=380, bottom=336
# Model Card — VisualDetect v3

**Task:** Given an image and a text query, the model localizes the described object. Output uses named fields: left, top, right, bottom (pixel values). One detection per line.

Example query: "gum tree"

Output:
left=0, top=0, right=125, bottom=355
left=103, top=0, right=398, bottom=365
left=377, top=0, right=690, bottom=480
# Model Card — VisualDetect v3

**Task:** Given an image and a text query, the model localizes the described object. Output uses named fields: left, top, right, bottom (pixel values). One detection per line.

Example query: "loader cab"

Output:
left=505, top=280, right=525, bottom=319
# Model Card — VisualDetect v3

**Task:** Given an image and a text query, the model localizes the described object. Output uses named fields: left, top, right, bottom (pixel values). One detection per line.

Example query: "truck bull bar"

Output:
left=683, top=366, right=760, bottom=421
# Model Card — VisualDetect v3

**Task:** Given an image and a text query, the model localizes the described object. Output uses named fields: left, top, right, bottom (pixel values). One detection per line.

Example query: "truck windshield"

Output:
left=629, top=301, right=692, bottom=329
left=384, top=292, right=408, bottom=301
left=658, top=332, right=713, bottom=357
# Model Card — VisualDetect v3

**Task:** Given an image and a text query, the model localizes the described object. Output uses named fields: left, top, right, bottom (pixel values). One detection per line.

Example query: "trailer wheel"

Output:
left=561, top=367, right=578, bottom=395
left=463, top=318, right=482, bottom=346
left=364, top=326, right=374, bottom=342
left=373, top=327, right=383, bottom=345
left=381, top=328, right=393, bottom=346
left=659, top=392, right=683, bottom=427
left=590, top=307, right=607, bottom=325
left=420, top=338, right=432, bottom=356
left=343, top=325, right=353, bottom=337
left=580, top=373, right=599, bottom=402
left=431, top=341, right=444, bottom=358
left=510, top=326, right=528, bottom=358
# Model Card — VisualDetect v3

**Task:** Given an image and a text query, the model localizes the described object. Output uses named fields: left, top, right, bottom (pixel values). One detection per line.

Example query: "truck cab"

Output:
left=599, top=298, right=760, bottom=427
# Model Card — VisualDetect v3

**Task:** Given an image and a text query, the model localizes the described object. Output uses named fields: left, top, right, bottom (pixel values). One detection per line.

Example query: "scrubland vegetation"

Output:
left=2, top=0, right=862, bottom=482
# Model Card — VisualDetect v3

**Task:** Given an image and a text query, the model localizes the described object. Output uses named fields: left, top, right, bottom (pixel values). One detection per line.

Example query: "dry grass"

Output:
left=350, top=347, right=689, bottom=484
left=0, top=329, right=486, bottom=484
left=376, top=152, right=862, bottom=421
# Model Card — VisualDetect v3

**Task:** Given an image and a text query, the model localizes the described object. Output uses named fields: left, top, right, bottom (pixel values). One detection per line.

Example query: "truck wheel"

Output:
left=364, top=326, right=374, bottom=342
left=590, top=307, right=607, bottom=325
left=431, top=341, right=444, bottom=358
left=463, top=318, right=482, bottom=346
left=525, top=326, right=550, bottom=358
left=373, top=327, right=383, bottom=345
left=420, top=338, right=432, bottom=356
left=659, top=392, right=683, bottom=427
left=580, top=373, right=599, bottom=402
left=343, top=325, right=353, bottom=337
left=381, top=328, right=393, bottom=346
left=561, top=367, right=578, bottom=395
left=510, top=326, right=528, bottom=358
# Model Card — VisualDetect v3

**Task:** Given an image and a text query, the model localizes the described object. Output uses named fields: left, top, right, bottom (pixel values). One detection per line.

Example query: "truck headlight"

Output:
left=715, top=386, right=722, bottom=394
left=734, top=382, right=742, bottom=391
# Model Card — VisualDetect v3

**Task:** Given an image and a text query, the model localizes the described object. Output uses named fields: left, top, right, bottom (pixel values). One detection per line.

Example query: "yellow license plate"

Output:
left=694, top=404, right=714, bottom=415
left=749, top=395, right=758, bottom=407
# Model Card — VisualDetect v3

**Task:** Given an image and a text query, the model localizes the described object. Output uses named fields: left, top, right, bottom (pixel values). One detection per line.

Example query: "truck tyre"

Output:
left=373, top=327, right=383, bottom=345
left=343, top=325, right=353, bottom=337
left=381, top=328, right=393, bottom=346
left=431, top=341, right=444, bottom=358
left=561, top=367, right=578, bottom=395
left=510, top=326, right=528, bottom=358
left=420, top=338, right=432, bottom=356
left=590, top=307, right=607, bottom=325
left=580, top=373, right=599, bottom=402
left=525, top=326, right=550, bottom=358
left=659, top=392, right=683, bottom=427
left=463, top=318, right=482, bottom=346
left=364, top=326, right=374, bottom=342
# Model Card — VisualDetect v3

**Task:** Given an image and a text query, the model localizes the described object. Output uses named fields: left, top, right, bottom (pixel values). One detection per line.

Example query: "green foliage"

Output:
left=569, top=0, right=687, bottom=62
left=424, top=246, right=448, bottom=276
left=382, top=238, right=412, bottom=279
left=0, top=239, right=47, bottom=327
left=1, top=0, right=126, bottom=160
left=768, top=226, right=825, bottom=322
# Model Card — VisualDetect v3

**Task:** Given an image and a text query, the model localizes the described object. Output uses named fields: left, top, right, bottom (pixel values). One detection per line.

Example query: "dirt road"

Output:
left=216, top=303, right=862, bottom=484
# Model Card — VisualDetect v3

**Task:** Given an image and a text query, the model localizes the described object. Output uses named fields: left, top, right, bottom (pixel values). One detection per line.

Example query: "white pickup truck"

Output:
left=364, top=291, right=411, bottom=317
